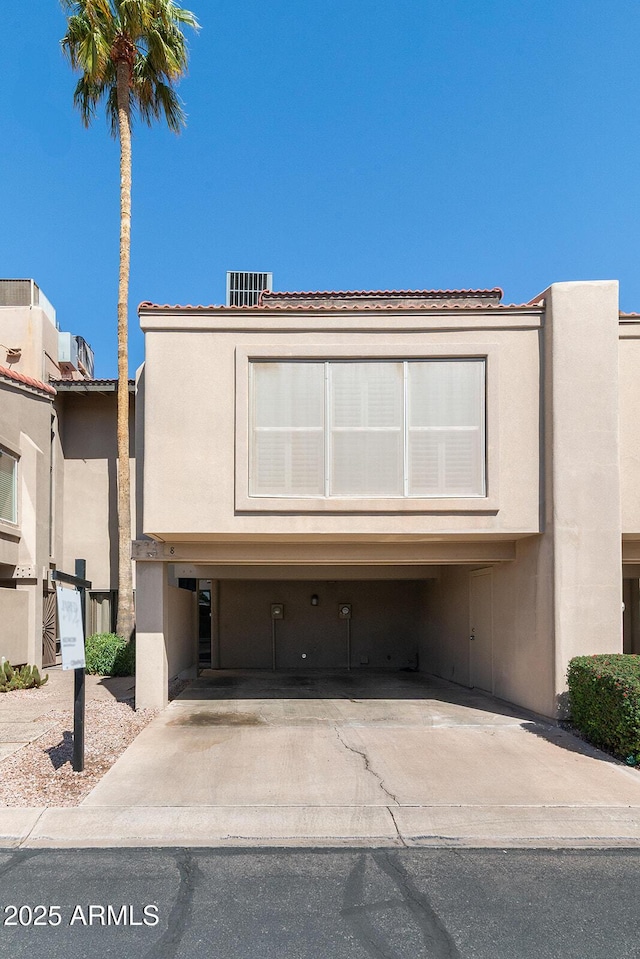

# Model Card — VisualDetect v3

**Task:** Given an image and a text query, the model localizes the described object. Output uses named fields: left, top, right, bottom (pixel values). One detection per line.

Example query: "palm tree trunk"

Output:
left=115, top=58, right=135, bottom=641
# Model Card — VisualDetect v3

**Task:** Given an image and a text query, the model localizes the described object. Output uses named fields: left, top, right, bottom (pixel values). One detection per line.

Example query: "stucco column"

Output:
left=545, top=281, right=622, bottom=706
left=135, top=561, right=169, bottom=709
left=14, top=580, right=42, bottom=669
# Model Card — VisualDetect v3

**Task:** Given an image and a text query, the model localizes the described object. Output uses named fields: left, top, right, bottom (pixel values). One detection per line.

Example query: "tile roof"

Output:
left=50, top=378, right=135, bottom=393
left=139, top=287, right=539, bottom=312
left=0, top=365, right=56, bottom=396
left=139, top=302, right=536, bottom=312
left=260, top=287, right=504, bottom=301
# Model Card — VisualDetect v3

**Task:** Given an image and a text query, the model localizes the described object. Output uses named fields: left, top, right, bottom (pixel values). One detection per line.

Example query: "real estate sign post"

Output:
left=54, top=560, right=91, bottom=772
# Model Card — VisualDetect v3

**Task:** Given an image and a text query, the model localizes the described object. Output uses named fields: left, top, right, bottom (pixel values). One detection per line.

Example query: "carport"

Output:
left=134, top=539, right=543, bottom=714
left=196, top=577, right=427, bottom=671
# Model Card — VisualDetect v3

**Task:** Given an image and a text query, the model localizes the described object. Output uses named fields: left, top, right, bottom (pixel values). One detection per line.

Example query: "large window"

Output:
left=250, top=360, right=485, bottom=498
left=0, top=448, right=17, bottom=523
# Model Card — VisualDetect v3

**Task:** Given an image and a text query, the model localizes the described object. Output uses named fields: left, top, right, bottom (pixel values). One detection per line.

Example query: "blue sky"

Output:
left=2, top=1, right=640, bottom=377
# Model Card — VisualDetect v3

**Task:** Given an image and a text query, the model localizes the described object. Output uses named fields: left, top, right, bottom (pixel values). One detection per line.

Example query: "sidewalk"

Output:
left=6, top=802, right=640, bottom=849
left=2, top=671, right=640, bottom=849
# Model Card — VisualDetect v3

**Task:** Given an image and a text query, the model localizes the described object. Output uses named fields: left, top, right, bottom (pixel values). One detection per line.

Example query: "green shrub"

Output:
left=0, top=660, right=48, bottom=692
left=84, top=633, right=135, bottom=676
left=567, top=654, right=640, bottom=764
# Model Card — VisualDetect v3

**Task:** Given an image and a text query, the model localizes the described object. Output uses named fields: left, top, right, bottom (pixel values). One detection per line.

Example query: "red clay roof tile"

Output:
left=261, top=287, right=504, bottom=299
left=0, top=366, right=56, bottom=396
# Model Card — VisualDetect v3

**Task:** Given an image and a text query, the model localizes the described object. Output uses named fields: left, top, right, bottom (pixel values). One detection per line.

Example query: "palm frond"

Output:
left=62, top=0, right=198, bottom=136
left=157, top=82, right=185, bottom=132
left=73, top=74, right=109, bottom=127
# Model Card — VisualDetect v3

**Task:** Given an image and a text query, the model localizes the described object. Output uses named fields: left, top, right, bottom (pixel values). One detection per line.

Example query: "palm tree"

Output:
left=61, top=0, right=198, bottom=641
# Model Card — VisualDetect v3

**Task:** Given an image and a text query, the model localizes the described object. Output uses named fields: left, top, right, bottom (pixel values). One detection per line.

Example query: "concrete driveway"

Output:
left=77, top=670, right=640, bottom=846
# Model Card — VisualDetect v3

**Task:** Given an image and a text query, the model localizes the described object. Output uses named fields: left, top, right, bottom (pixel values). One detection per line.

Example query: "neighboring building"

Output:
left=133, top=280, right=639, bottom=719
left=0, top=280, right=133, bottom=668
left=0, top=363, right=58, bottom=667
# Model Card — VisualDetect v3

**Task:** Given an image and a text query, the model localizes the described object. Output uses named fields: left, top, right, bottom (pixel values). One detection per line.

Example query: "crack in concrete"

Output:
left=335, top=727, right=401, bottom=806
left=387, top=806, right=406, bottom=846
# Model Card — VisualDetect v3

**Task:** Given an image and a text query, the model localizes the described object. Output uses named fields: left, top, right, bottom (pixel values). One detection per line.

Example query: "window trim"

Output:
left=0, top=443, right=18, bottom=528
left=235, top=344, right=500, bottom=514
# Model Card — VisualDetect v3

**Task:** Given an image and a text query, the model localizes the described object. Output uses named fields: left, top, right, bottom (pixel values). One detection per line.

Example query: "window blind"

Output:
left=408, top=360, right=485, bottom=496
left=0, top=450, right=17, bottom=523
left=251, top=363, right=324, bottom=495
left=249, top=359, right=485, bottom=498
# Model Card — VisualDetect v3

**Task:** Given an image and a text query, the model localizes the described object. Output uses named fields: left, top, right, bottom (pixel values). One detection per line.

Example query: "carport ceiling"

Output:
left=172, top=565, right=443, bottom=580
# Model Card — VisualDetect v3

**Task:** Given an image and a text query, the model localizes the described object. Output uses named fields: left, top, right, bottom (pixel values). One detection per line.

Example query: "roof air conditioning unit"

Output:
left=58, top=332, right=94, bottom=378
left=226, top=271, right=273, bottom=307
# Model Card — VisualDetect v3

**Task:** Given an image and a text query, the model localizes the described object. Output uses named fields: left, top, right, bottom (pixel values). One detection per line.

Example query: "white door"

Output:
left=470, top=569, right=493, bottom=692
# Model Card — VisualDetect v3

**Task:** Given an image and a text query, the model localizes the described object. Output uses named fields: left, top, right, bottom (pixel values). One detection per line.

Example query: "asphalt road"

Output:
left=0, top=846, right=638, bottom=959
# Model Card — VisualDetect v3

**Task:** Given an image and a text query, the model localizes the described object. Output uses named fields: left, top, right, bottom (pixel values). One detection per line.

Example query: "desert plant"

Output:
left=567, top=654, right=640, bottom=764
left=0, top=660, right=48, bottom=692
left=84, top=633, right=135, bottom=676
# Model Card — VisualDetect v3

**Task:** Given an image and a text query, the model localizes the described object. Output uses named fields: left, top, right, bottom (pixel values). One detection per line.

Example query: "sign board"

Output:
left=56, top=586, right=85, bottom=670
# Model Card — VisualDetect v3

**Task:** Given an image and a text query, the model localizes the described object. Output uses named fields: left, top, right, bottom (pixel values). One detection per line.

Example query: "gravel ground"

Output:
left=0, top=679, right=189, bottom=807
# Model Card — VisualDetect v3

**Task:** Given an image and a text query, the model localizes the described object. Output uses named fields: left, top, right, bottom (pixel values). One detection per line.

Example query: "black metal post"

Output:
left=73, top=558, right=86, bottom=773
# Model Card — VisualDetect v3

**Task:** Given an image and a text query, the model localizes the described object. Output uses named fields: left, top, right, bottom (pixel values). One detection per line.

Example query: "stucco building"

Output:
left=0, top=280, right=133, bottom=668
left=133, top=279, right=640, bottom=719
left=3, top=276, right=638, bottom=722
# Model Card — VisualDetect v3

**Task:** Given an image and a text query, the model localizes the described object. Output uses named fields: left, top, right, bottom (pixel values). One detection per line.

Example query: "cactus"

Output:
left=0, top=661, right=48, bottom=692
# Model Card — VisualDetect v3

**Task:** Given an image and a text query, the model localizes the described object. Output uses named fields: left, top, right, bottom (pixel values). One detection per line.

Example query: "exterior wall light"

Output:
left=311, top=594, right=319, bottom=606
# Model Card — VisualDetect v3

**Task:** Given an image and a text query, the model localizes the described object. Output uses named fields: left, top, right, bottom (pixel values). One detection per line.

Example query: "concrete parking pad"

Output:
left=83, top=671, right=640, bottom=822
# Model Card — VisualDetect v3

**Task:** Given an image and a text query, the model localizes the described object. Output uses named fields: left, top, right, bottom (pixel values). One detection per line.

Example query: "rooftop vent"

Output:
left=226, top=271, right=273, bottom=307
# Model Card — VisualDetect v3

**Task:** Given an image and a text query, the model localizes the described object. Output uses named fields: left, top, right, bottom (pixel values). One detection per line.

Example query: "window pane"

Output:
left=253, top=362, right=323, bottom=427
left=331, top=362, right=402, bottom=428
left=252, top=430, right=324, bottom=495
left=0, top=451, right=16, bottom=523
left=409, top=430, right=483, bottom=495
left=408, top=360, right=485, bottom=496
left=409, top=360, right=484, bottom=428
left=332, top=431, right=403, bottom=495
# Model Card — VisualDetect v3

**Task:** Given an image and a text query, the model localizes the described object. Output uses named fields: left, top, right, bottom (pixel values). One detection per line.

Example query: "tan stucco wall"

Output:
left=136, top=562, right=198, bottom=709
left=0, top=381, right=55, bottom=668
left=140, top=313, right=541, bottom=540
left=218, top=579, right=422, bottom=670
left=421, top=569, right=471, bottom=687
left=0, top=305, right=60, bottom=382
left=57, top=391, right=135, bottom=591
left=420, top=282, right=622, bottom=717
left=544, top=282, right=622, bottom=704
left=167, top=584, right=196, bottom=678
left=0, top=588, right=29, bottom=664
left=619, top=326, right=640, bottom=533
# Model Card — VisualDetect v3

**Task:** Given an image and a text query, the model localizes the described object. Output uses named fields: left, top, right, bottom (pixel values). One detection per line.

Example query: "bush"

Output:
left=567, top=654, right=640, bottom=764
left=0, top=660, right=48, bottom=692
left=84, top=633, right=135, bottom=676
